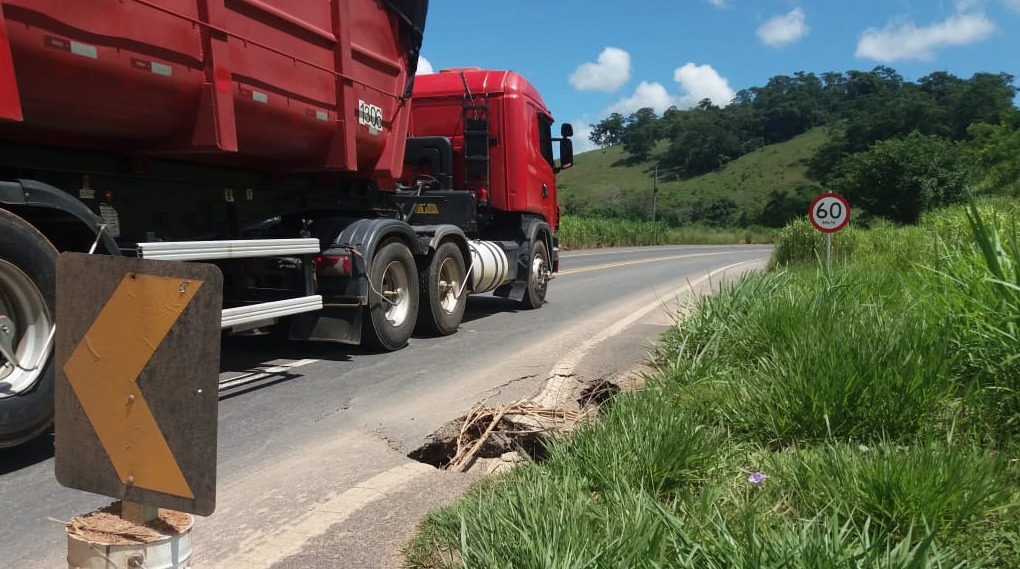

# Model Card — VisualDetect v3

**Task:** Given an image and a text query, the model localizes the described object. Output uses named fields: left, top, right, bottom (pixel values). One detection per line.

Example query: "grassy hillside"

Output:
left=558, top=128, right=830, bottom=225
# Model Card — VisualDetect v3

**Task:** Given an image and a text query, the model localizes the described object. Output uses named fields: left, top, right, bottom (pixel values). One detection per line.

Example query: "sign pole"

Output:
left=652, top=166, right=658, bottom=224
left=809, top=193, right=851, bottom=267
left=826, top=233, right=832, bottom=269
left=121, top=501, right=159, bottom=525
left=652, top=166, right=659, bottom=244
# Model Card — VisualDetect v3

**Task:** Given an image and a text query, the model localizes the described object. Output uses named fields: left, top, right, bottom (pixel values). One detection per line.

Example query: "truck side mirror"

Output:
left=561, top=123, right=574, bottom=138
left=558, top=138, right=574, bottom=171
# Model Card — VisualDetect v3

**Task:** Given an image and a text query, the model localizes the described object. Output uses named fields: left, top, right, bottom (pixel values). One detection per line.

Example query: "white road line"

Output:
left=216, top=462, right=435, bottom=569
left=219, top=359, right=320, bottom=391
left=560, top=247, right=767, bottom=259
left=559, top=251, right=731, bottom=275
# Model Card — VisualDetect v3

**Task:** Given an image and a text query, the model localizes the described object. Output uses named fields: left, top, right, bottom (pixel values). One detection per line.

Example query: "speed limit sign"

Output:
left=809, top=193, right=851, bottom=233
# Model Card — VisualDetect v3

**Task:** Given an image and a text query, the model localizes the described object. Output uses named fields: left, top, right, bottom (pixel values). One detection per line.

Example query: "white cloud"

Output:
left=757, top=8, right=810, bottom=47
left=601, top=63, right=736, bottom=117
left=605, top=81, right=675, bottom=116
left=570, top=120, right=597, bottom=154
left=856, top=12, right=995, bottom=61
left=569, top=47, right=632, bottom=93
left=1003, top=0, right=1020, bottom=12
left=705, top=0, right=727, bottom=7
left=416, top=56, right=434, bottom=75
left=603, top=63, right=735, bottom=116
left=673, top=63, right=736, bottom=108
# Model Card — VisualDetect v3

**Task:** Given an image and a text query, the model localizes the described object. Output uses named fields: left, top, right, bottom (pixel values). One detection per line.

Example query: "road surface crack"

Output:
left=314, top=398, right=353, bottom=423
left=482, top=373, right=540, bottom=398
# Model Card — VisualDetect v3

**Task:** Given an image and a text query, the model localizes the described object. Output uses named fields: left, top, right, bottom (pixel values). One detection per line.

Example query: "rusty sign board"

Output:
left=55, top=252, right=222, bottom=516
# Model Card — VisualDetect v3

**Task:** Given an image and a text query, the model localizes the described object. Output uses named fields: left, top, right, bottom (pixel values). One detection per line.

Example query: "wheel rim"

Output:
left=530, top=250, right=549, bottom=298
left=437, top=257, right=461, bottom=314
left=380, top=260, right=411, bottom=327
left=0, top=259, right=53, bottom=398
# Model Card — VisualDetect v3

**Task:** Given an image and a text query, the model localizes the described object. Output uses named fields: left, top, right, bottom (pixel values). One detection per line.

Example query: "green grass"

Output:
left=667, top=268, right=958, bottom=446
left=765, top=442, right=1011, bottom=538
left=557, top=216, right=774, bottom=249
left=404, top=199, right=1020, bottom=568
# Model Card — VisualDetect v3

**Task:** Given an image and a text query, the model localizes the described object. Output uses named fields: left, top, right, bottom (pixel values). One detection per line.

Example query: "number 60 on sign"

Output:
left=809, top=193, right=851, bottom=233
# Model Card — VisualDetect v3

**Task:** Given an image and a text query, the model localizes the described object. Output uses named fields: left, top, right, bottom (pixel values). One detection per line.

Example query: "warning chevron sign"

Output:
left=55, top=253, right=222, bottom=516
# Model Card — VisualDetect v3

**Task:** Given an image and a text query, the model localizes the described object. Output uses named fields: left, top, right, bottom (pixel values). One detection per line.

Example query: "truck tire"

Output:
left=519, top=238, right=550, bottom=310
left=417, top=242, right=467, bottom=336
left=0, top=209, right=57, bottom=448
left=362, top=240, right=419, bottom=351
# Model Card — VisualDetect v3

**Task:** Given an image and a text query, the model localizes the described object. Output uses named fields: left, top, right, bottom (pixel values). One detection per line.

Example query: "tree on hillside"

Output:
left=821, top=72, right=847, bottom=112
left=758, top=185, right=819, bottom=227
left=662, top=100, right=741, bottom=176
left=843, top=67, right=901, bottom=101
left=753, top=72, right=826, bottom=143
left=659, top=105, right=685, bottom=139
left=687, top=196, right=740, bottom=227
left=918, top=71, right=965, bottom=103
left=723, top=94, right=765, bottom=153
left=621, top=107, right=660, bottom=161
left=808, top=70, right=1017, bottom=182
left=967, top=109, right=1020, bottom=196
left=703, top=196, right=740, bottom=227
left=589, top=112, right=625, bottom=148
left=949, top=73, right=1017, bottom=139
left=828, top=133, right=968, bottom=224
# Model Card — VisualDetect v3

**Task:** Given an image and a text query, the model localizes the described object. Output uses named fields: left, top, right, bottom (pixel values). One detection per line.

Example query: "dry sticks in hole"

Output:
left=445, top=400, right=596, bottom=472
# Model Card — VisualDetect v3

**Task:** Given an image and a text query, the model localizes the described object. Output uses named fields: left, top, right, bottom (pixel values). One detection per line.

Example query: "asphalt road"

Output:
left=0, top=245, right=770, bottom=568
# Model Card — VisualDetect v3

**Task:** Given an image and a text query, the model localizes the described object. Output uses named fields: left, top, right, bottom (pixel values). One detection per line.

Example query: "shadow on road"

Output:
left=218, top=334, right=357, bottom=400
left=459, top=295, right=520, bottom=325
left=221, top=334, right=351, bottom=368
left=0, top=430, right=54, bottom=474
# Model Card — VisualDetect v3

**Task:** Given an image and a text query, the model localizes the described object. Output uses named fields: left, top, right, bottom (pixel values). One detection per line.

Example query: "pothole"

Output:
left=409, top=378, right=622, bottom=474
left=577, top=379, right=621, bottom=408
left=407, top=409, right=551, bottom=471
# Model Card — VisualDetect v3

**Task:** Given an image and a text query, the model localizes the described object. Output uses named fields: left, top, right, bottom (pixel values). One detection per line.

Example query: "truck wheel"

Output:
left=417, top=242, right=467, bottom=336
left=0, top=209, right=57, bottom=448
left=519, top=238, right=550, bottom=310
left=362, top=240, right=419, bottom=351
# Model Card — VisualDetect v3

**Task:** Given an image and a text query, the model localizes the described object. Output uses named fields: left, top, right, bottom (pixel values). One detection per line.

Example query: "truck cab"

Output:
left=404, top=68, right=572, bottom=234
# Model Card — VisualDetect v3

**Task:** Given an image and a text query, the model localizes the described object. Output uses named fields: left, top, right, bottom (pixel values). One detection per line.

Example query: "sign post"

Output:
left=809, top=193, right=851, bottom=268
left=55, top=252, right=222, bottom=567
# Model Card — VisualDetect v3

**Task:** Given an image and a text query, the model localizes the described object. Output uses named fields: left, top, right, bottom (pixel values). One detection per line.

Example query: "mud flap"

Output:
left=493, top=282, right=526, bottom=301
left=289, top=305, right=363, bottom=344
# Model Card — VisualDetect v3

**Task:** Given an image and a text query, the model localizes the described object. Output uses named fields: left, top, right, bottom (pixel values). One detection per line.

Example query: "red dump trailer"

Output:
left=0, top=0, right=573, bottom=447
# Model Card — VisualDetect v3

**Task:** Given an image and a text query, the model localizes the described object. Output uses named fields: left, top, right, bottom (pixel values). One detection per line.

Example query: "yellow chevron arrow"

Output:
left=63, top=273, right=204, bottom=499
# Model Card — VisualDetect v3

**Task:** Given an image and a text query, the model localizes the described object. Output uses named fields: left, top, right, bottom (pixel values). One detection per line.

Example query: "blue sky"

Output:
left=415, top=0, right=1020, bottom=152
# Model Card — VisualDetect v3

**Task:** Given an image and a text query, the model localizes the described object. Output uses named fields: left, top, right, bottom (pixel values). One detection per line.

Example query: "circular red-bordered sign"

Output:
left=809, top=193, right=851, bottom=233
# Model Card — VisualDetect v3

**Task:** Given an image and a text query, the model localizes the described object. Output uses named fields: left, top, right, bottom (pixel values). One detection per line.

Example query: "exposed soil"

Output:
left=408, top=374, right=630, bottom=472
left=66, top=501, right=193, bottom=545
left=407, top=407, right=556, bottom=470
left=577, top=379, right=622, bottom=408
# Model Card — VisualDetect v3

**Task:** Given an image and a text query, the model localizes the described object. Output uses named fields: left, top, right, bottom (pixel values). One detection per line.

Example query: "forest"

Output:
left=580, top=66, right=1020, bottom=227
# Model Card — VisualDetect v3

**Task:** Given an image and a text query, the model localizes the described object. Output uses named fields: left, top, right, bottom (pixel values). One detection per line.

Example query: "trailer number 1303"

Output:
left=358, top=100, right=384, bottom=133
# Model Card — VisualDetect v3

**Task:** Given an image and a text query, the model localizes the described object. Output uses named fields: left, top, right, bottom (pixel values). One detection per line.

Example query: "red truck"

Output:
left=0, top=0, right=573, bottom=448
